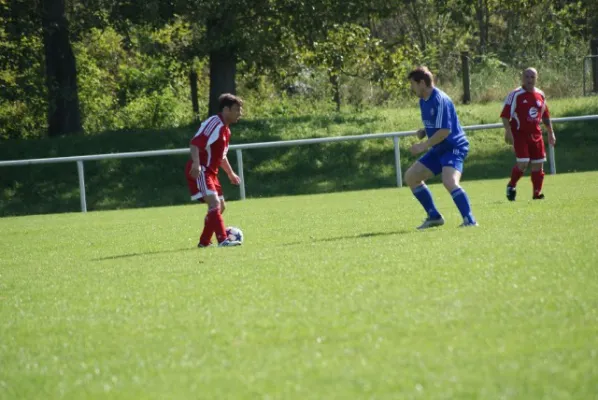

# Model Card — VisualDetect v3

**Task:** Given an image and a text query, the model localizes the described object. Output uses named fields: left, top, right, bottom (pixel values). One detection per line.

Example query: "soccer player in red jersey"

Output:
left=185, top=93, right=243, bottom=247
left=501, top=68, right=556, bottom=201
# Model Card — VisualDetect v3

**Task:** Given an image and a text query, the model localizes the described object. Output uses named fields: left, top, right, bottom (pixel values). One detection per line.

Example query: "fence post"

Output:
left=76, top=160, right=87, bottom=212
left=548, top=145, right=556, bottom=175
left=236, top=149, right=246, bottom=200
left=461, top=51, right=471, bottom=104
left=393, top=136, right=403, bottom=187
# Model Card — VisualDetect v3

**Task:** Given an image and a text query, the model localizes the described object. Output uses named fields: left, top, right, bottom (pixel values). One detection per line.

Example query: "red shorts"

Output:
left=513, top=134, right=546, bottom=164
left=185, top=160, right=223, bottom=201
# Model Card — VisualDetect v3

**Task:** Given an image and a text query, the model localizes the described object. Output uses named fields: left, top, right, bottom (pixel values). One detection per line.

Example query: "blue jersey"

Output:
left=419, top=88, right=469, bottom=153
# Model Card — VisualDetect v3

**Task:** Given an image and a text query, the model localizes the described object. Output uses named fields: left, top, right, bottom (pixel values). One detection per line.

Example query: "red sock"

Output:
left=531, top=170, right=544, bottom=196
left=199, top=210, right=215, bottom=246
left=205, top=206, right=227, bottom=243
left=508, top=166, right=524, bottom=187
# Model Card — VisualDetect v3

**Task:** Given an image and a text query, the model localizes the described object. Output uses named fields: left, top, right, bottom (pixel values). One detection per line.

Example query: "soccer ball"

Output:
left=226, top=226, right=244, bottom=243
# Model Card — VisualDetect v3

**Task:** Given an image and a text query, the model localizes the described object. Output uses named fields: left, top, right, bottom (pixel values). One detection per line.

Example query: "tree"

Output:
left=0, top=0, right=47, bottom=139
left=205, top=13, right=237, bottom=116
left=474, top=0, right=489, bottom=55
left=279, top=0, right=398, bottom=109
left=42, top=0, right=82, bottom=136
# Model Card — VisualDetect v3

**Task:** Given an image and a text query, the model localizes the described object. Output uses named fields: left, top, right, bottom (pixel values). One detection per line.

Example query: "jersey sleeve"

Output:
left=190, top=123, right=221, bottom=149
left=434, top=95, right=450, bottom=129
left=189, top=134, right=201, bottom=147
left=500, top=93, right=513, bottom=119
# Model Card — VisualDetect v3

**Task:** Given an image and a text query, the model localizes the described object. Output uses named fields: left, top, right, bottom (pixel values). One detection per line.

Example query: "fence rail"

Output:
left=1, top=115, right=598, bottom=213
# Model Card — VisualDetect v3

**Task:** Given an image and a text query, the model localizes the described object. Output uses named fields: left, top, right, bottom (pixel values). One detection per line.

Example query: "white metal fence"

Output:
left=1, top=115, right=597, bottom=213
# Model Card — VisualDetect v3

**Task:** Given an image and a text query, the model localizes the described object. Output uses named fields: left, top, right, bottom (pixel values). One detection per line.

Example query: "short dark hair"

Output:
left=408, top=66, right=434, bottom=87
left=219, top=93, right=243, bottom=111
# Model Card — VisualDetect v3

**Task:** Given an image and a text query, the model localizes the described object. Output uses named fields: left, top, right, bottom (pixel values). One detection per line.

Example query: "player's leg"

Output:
left=442, top=169, right=477, bottom=226
left=185, top=160, right=204, bottom=201
left=197, top=172, right=236, bottom=247
left=442, top=166, right=476, bottom=225
left=186, top=161, right=211, bottom=247
left=198, top=192, right=220, bottom=247
left=530, top=163, right=545, bottom=199
left=440, top=147, right=477, bottom=227
left=203, top=174, right=238, bottom=246
left=404, top=153, right=444, bottom=229
left=529, top=137, right=547, bottom=199
left=507, top=136, right=530, bottom=201
left=195, top=168, right=216, bottom=247
left=206, top=176, right=240, bottom=247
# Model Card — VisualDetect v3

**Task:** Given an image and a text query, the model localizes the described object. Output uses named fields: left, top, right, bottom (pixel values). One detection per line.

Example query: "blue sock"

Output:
left=412, top=184, right=441, bottom=219
left=451, top=187, right=476, bottom=224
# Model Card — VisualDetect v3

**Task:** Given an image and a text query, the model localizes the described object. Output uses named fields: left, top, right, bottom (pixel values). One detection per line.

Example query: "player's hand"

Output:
left=410, top=142, right=428, bottom=155
left=189, top=163, right=201, bottom=179
left=504, top=131, right=513, bottom=145
left=548, top=132, right=556, bottom=146
left=228, top=172, right=241, bottom=185
left=416, top=129, right=426, bottom=140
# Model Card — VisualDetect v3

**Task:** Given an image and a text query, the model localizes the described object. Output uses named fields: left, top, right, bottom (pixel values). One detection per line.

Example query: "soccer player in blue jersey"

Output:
left=404, top=66, right=478, bottom=229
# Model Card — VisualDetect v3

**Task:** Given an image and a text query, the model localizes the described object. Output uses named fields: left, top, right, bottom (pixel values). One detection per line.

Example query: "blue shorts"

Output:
left=418, top=146, right=469, bottom=176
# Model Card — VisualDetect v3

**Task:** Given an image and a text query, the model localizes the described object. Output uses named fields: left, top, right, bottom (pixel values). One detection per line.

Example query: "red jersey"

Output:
left=500, top=87, right=550, bottom=138
left=189, top=114, right=230, bottom=175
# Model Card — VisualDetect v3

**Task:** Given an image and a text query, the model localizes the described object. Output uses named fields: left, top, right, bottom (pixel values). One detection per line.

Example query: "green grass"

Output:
left=1, top=172, right=598, bottom=399
left=1, top=96, right=598, bottom=217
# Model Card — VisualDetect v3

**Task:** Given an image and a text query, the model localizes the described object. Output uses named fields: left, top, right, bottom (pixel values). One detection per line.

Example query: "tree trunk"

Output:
left=330, top=57, right=342, bottom=112
left=592, top=39, right=598, bottom=93
left=189, top=68, right=199, bottom=118
left=408, top=2, right=426, bottom=52
left=208, top=48, right=236, bottom=117
left=42, top=0, right=82, bottom=136
left=461, top=51, right=471, bottom=104
left=330, top=72, right=341, bottom=112
left=476, top=0, right=487, bottom=55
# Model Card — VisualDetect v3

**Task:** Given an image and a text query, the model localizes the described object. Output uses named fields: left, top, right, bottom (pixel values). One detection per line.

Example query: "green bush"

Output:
left=119, top=88, right=193, bottom=129
left=0, top=100, right=45, bottom=140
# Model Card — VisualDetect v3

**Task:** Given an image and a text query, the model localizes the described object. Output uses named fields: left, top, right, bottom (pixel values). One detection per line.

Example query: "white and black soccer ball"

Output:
left=226, top=226, right=244, bottom=243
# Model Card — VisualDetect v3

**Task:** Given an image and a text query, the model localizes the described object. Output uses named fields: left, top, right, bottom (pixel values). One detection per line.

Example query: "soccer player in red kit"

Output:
left=501, top=68, right=556, bottom=201
left=185, top=93, right=243, bottom=247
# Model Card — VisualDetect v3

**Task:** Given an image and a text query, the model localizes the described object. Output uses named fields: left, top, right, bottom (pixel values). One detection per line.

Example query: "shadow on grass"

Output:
left=2, top=105, right=597, bottom=217
left=92, top=247, right=199, bottom=261
left=282, top=228, right=415, bottom=246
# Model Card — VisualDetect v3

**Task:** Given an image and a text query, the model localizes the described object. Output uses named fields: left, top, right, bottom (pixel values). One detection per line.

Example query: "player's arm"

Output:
left=420, top=96, right=453, bottom=147
left=500, top=95, right=514, bottom=145
left=501, top=117, right=513, bottom=145
left=409, top=128, right=449, bottom=155
left=410, top=98, right=451, bottom=155
left=221, top=157, right=241, bottom=185
left=423, top=129, right=450, bottom=148
left=421, top=96, right=453, bottom=148
left=541, top=104, right=556, bottom=146
left=189, top=144, right=201, bottom=179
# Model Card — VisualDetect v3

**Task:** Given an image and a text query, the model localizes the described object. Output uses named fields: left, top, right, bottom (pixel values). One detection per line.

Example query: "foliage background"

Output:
left=1, top=0, right=598, bottom=140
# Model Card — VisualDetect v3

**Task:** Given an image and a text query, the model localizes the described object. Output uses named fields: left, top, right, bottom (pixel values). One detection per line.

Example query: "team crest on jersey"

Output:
left=536, top=100, right=542, bottom=107
left=529, top=107, right=538, bottom=118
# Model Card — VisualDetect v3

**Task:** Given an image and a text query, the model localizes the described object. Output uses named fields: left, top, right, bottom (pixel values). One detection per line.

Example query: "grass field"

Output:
left=1, top=172, right=598, bottom=399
